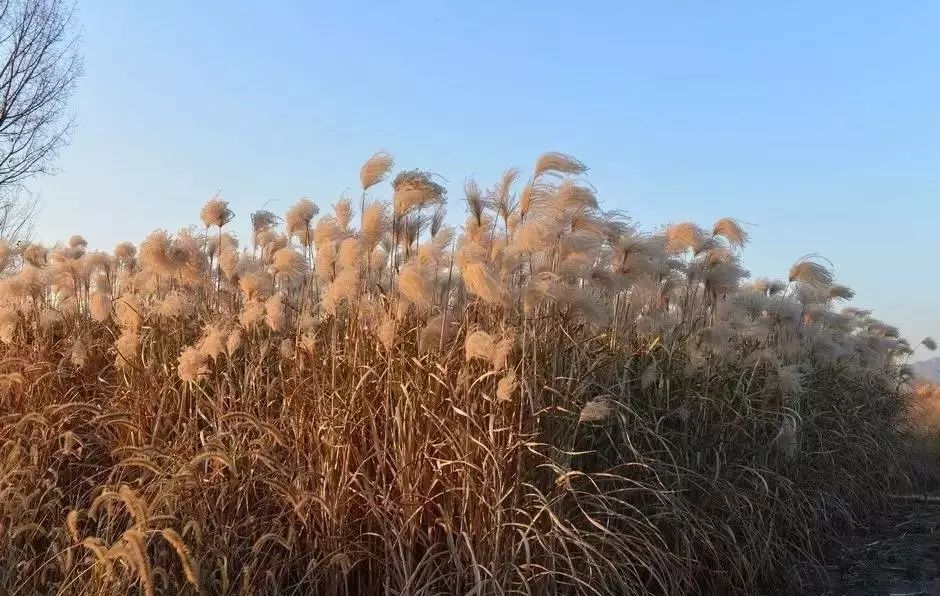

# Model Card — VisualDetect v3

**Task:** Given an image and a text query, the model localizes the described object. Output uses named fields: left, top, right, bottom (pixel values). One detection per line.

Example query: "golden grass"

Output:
left=901, top=382, right=940, bottom=493
left=912, top=383, right=940, bottom=431
left=0, top=151, right=917, bottom=595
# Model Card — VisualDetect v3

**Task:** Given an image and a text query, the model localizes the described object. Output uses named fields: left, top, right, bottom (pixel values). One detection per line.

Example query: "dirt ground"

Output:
left=791, top=499, right=940, bottom=595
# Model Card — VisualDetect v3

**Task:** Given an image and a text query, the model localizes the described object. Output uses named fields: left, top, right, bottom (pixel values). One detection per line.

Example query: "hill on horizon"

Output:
left=913, top=357, right=940, bottom=383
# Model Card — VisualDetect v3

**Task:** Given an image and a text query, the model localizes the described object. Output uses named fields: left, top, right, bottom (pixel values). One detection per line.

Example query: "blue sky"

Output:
left=32, top=1, right=940, bottom=351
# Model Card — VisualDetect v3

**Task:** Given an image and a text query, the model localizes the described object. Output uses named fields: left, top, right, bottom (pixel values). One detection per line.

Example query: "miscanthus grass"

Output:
left=0, top=151, right=916, bottom=595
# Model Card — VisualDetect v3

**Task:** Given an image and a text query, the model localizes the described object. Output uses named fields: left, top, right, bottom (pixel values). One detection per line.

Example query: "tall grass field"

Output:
left=0, top=151, right=924, bottom=594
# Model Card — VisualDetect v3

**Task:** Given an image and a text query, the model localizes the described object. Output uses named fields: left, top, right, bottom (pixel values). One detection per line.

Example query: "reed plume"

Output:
left=392, top=170, right=446, bottom=216
left=789, top=258, right=834, bottom=288
left=712, top=217, right=749, bottom=248
left=360, top=151, right=395, bottom=190
left=200, top=197, right=234, bottom=228
left=114, top=241, right=137, bottom=261
left=666, top=222, right=706, bottom=254
left=534, top=151, right=588, bottom=178
left=178, top=346, right=210, bottom=382
left=285, top=198, right=319, bottom=243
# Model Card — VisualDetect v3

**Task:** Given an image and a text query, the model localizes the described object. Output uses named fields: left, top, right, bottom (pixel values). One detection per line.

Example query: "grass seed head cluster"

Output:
left=0, top=151, right=918, bottom=595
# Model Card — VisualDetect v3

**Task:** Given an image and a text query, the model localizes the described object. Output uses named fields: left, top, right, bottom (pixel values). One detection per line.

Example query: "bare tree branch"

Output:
left=0, top=187, right=36, bottom=243
left=0, top=0, right=80, bottom=243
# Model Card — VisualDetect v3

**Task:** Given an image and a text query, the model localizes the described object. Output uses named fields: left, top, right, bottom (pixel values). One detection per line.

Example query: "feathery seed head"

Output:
left=155, top=290, right=189, bottom=320
left=313, top=216, right=339, bottom=250
left=285, top=198, right=319, bottom=240
left=220, top=244, right=239, bottom=280
left=264, top=293, right=286, bottom=332
left=712, top=218, right=749, bottom=248
left=868, top=321, right=900, bottom=338
left=462, top=262, right=505, bottom=305
left=321, top=269, right=360, bottom=315
left=665, top=223, right=706, bottom=254
left=841, top=306, right=872, bottom=319
left=492, top=329, right=515, bottom=370
left=555, top=179, right=598, bottom=212
left=226, top=327, right=244, bottom=355
left=827, top=284, right=855, bottom=301
left=271, top=247, right=306, bottom=282
left=89, top=292, right=112, bottom=323
left=114, top=241, right=137, bottom=261
left=337, top=237, right=361, bottom=272
left=334, top=198, right=353, bottom=232
left=139, top=231, right=173, bottom=274
left=361, top=151, right=395, bottom=190
left=239, top=271, right=273, bottom=301
left=392, top=170, right=446, bottom=216
left=239, top=300, right=265, bottom=327
left=494, top=167, right=520, bottom=220
left=68, top=235, right=88, bottom=250
left=251, top=209, right=279, bottom=233
left=789, top=259, right=833, bottom=288
left=534, top=151, right=587, bottom=178
left=23, top=243, right=47, bottom=267
left=377, top=316, right=396, bottom=350
left=465, top=329, right=495, bottom=363
left=360, top=201, right=388, bottom=252
left=178, top=346, right=210, bottom=382
left=464, top=179, right=485, bottom=226
left=496, top=372, right=518, bottom=402
left=201, top=197, right=234, bottom=228
left=198, top=324, right=227, bottom=361
left=579, top=397, right=614, bottom=423
left=397, top=262, right=430, bottom=308
left=115, top=293, right=144, bottom=332
left=114, top=331, right=140, bottom=370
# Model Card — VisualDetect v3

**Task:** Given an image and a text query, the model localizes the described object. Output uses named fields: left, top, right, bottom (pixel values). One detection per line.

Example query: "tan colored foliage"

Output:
left=0, top=151, right=914, bottom=595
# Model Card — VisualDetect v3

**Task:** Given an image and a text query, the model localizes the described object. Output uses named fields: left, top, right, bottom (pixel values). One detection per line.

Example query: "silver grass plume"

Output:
left=360, top=151, right=395, bottom=190
left=789, top=258, right=833, bottom=289
left=200, top=197, right=234, bottom=228
left=392, top=170, right=446, bottom=217
left=712, top=217, right=749, bottom=248
left=534, top=151, right=587, bottom=178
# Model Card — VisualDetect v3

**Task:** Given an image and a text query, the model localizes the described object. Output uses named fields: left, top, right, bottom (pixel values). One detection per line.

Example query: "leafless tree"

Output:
left=0, top=190, right=35, bottom=245
left=0, top=0, right=80, bottom=243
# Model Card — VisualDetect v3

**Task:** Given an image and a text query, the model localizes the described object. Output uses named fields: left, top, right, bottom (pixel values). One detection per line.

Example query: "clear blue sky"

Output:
left=33, top=1, right=940, bottom=350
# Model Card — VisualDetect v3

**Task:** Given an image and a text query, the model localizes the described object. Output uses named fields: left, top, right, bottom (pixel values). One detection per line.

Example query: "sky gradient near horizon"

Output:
left=31, top=1, right=940, bottom=353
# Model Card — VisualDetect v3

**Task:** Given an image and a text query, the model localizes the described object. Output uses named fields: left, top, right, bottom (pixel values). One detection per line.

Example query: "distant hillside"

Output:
left=913, top=357, right=940, bottom=383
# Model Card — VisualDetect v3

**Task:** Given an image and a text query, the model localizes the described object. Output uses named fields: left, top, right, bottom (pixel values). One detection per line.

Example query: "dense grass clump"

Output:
left=0, top=152, right=916, bottom=594
left=904, top=381, right=940, bottom=492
